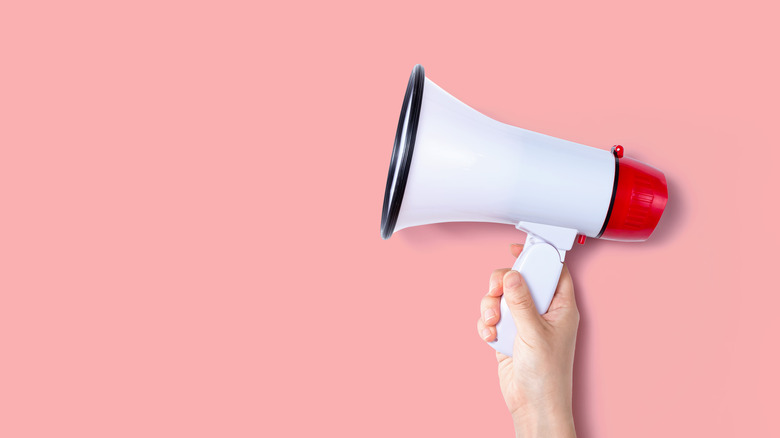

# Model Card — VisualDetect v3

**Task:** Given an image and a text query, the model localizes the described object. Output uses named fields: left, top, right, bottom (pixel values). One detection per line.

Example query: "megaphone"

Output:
left=381, top=65, right=668, bottom=356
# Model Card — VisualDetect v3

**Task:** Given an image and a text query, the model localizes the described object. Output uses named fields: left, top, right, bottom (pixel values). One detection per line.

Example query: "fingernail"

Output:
left=481, top=328, right=492, bottom=340
left=484, top=309, right=496, bottom=322
left=504, top=271, right=521, bottom=288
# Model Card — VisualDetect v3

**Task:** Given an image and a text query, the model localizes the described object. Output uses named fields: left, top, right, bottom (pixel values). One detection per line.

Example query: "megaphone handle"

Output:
left=489, top=234, right=565, bottom=357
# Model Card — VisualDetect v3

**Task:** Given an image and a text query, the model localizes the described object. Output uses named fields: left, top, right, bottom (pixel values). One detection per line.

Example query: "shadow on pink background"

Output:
left=1, top=1, right=778, bottom=437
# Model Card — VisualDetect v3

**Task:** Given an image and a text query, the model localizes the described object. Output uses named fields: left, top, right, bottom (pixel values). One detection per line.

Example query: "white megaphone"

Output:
left=381, top=65, right=668, bottom=356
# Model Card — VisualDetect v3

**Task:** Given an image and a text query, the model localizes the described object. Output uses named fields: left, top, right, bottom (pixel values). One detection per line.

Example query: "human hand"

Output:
left=477, top=244, right=579, bottom=438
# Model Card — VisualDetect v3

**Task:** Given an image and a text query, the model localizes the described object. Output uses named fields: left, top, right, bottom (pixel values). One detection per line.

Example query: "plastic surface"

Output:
left=488, top=224, right=577, bottom=356
left=601, top=157, right=668, bottom=241
left=391, top=76, right=616, bottom=238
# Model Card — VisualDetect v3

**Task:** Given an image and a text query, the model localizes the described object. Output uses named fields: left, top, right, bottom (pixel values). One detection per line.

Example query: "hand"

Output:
left=477, top=244, right=579, bottom=438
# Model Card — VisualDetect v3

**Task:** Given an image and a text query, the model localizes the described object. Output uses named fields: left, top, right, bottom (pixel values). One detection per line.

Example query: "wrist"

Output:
left=511, top=402, right=575, bottom=438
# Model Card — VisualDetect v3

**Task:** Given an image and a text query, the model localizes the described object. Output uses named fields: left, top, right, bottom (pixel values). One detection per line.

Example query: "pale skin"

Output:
left=477, top=244, right=579, bottom=438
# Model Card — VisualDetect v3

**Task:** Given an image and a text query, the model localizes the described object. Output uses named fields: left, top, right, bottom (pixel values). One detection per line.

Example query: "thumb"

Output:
left=502, top=270, right=543, bottom=334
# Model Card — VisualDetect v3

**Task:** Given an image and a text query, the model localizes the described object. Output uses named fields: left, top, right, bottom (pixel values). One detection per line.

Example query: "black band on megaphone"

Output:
left=596, top=154, right=620, bottom=238
left=381, top=64, right=425, bottom=239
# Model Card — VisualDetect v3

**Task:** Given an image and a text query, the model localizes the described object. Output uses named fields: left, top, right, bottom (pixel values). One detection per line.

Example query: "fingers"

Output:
left=488, top=268, right=511, bottom=297
left=481, top=243, right=574, bottom=347
left=478, top=268, right=510, bottom=342
left=502, top=270, right=542, bottom=334
left=483, top=268, right=509, bottom=322
left=481, top=294, right=500, bottom=324
left=477, top=318, right=496, bottom=342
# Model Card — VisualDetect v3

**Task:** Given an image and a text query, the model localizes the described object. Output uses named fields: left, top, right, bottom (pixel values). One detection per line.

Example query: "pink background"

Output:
left=2, top=0, right=779, bottom=436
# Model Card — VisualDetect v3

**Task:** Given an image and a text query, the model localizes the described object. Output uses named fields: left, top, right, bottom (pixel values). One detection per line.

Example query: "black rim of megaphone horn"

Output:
left=381, top=64, right=425, bottom=240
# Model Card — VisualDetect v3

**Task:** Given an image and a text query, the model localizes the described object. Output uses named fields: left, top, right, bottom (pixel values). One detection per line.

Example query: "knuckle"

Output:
left=480, top=295, right=494, bottom=308
left=506, top=291, right=535, bottom=311
left=491, top=268, right=505, bottom=279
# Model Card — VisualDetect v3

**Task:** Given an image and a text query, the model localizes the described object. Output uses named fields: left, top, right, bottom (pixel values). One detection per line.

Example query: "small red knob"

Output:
left=577, top=235, right=586, bottom=244
left=612, top=145, right=624, bottom=158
